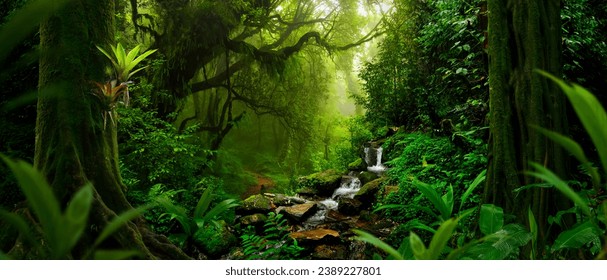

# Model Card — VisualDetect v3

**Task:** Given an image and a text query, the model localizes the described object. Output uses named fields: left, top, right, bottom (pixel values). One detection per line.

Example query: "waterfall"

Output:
left=365, top=146, right=387, bottom=173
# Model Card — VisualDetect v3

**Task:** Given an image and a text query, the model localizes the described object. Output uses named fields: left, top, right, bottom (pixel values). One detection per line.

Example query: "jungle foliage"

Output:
left=1, top=0, right=607, bottom=260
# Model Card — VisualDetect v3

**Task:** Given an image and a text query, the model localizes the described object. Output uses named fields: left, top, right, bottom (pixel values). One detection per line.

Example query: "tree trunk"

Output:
left=484, top=0, right=568, bottom=255
left=34, top=0, right=188, bottom=259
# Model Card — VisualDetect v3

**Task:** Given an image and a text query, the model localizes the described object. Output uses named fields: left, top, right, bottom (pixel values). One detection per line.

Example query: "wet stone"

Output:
left=280, top=202, right=318, bottom=222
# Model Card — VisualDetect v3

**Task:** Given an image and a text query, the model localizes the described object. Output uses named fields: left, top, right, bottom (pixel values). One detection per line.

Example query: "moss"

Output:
left=296, top=169, right=344, bottom=197
left=194, top=221, right=237, bottom=257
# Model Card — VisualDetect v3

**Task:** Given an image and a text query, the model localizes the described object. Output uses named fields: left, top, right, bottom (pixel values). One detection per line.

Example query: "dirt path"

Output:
left=240, top=173, right=276, bottom=199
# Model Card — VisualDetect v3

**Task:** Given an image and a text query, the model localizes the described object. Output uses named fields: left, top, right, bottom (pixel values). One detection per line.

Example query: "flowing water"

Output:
left=303, top=144, right=387, bottom=227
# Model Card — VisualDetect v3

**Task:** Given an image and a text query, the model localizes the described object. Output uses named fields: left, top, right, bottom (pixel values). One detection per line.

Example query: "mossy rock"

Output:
left=194, top=221, right=238, bottom=258
left=238, top=194, right=275, bottom=214
left=297, top=169, right=344, bottom=197
left=357, top=171, right=379, bottom=185
left=347, top=158, right=366, bottom=171
left=354, top=177, right=386, bottom=206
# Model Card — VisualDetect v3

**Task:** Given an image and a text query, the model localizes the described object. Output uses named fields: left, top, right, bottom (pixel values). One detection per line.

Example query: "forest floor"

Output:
left=239, top=173, right=276, bottom=199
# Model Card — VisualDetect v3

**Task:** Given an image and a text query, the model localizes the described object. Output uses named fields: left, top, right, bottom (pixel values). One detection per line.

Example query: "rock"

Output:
left=357, top=171, right=379, bottom=185
left=290, top=228, right=340, bottom=244
left=297, top=169, right=344, bottom=197
left=239, top=213, right=267, bottom=227
left=354, top=178, right=385, bottom=206
left=280, top=202, right=318, bottom=222
left=312, top=244, right=347, bottom=259
left=238, top=194, right=275, bottom=214
left=326, top=209, right=350, bottom=222
left=194, top=221, right=237, bottom=258
left=273, top=194, right=307, bottom=206
left=338, top=197, right=363, bottom=216
left=347, top=158, right=366, bottom=171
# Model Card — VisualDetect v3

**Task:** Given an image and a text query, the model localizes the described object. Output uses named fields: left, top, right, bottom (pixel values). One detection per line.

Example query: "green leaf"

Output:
left=413, top=180, right=450, bottom=220
left=57, top=183, right=93, bottom=258
left=441, top=185, right=454, bottom=218
left=537, top=70, right=607, bottom=178
left=532, top=125, right=601, bottom=189
left=0, top=155, right=61, bottom=249
left=406, top=220, right=437, bottom=234
left=93, top=205, right=151, bottom=248
left=426, top=218, right=458, bottom=260
left=480, top=204, right=503, bottom=235
left=202, top=199, right=239, bottom=222
left=353, top=229, right=403, bottom=260
left=460, top=170, right=486, bottom=211
left=526, top=162, right=591, bottom=216
left=193, top=187, right=213, bottom=219
left=93, top=250, right=141, bottom=260
left=551, top=221, right=601, bottom=252
left=409, top=232, right=427, bottom=260
left=528, top=208, right=538, bottom=259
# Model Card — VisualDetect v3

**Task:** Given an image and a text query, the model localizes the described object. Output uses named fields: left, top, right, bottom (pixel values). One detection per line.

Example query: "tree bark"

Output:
left=34, top=0, right=188, bottom=259
left=484, top=0, right=568, bottom=256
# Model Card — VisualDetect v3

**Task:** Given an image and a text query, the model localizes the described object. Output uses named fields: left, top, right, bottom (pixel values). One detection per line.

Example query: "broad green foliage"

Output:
left=156, top=186, right=239, bottom=250
left=526, top=71, right=607, bottom=258
left=0, top=154, right=146, bottom=259
left=240, top=212, right=304, bottom=260
left=96, top=43, right=157, bottom=83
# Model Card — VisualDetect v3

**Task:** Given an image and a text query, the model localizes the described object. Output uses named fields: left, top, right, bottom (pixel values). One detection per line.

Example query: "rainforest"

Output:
left=1, top=0, right=607, bottom=260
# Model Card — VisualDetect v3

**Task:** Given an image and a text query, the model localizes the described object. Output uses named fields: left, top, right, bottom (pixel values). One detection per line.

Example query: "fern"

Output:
left=240, top=212, right=304, bottom=260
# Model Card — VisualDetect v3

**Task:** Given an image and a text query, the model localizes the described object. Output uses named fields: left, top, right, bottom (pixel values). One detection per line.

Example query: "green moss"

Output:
left=297, top=169, right=344, bottom=196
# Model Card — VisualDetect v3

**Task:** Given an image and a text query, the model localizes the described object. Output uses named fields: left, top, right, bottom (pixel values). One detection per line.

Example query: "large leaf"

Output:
left=465, top=224, right=531, bottom=260
left=459, top=170, right=486, bottom=211
left=538, top=70, right=607, bottom=178
left=202, top=199, right=239, bottom=223
left=532, top=125, right=601, bottom=190
left=409, top=232, right=427, bottom=260
left=56, top=183, right=93, bottom=258
left=528, top=207, right=538, bottom=259
left=425, top=217, right=459, bottom=260
left=551, top=221, right=602, bottom=252
left=413, top=180, right=450, bottom=220
left=193, top=187, right=213, bottom=219
left=441, top=185, right=454, bottom=218
left=527, top=162, right=591, bottom=216
left=479, top=204, right=503, bottom=235
left=0, top=155, right=61, bottom=248
left=353, top=229, right=403, bottom=260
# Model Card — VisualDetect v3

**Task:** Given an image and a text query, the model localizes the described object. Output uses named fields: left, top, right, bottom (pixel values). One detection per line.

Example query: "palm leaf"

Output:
left=551, top=221, right=601, bottom=252
left=353, top=229, right=403, bottom=260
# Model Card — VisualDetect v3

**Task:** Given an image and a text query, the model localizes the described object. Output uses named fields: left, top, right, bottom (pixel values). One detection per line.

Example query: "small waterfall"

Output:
left=365, top=145, right=387, bottom=173
left=303, top=174, right=362, bottom=227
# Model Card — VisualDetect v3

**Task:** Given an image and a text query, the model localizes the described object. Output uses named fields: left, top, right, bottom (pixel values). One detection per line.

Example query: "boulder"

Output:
left=272, top=193, right=307, bottom=206
left=297, top=169, right=344, bottom=197
left=354, top=178, right=385, bottom=206
left=290, top=228, right=340, bottom=244
left=238, top=194, right=275, bottom=214
left=194, top=221, right=237, bottom=258
left=357, top=171, right=379, bottom=185
left=347, top=158, right=366, bottom=171
left=280, top=202, right=318, bottom=222
left=337, top=197, right=363, bottom=216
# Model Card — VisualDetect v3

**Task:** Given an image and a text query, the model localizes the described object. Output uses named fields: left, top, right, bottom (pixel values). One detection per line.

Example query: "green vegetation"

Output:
left=1, top=0, right=607, bottom=261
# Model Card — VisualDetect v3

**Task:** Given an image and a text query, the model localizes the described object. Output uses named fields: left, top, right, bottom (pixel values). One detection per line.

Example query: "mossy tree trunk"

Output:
left=34, top=0, right=188, bottom=259
left=484, top=0, right=568, bottom=254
